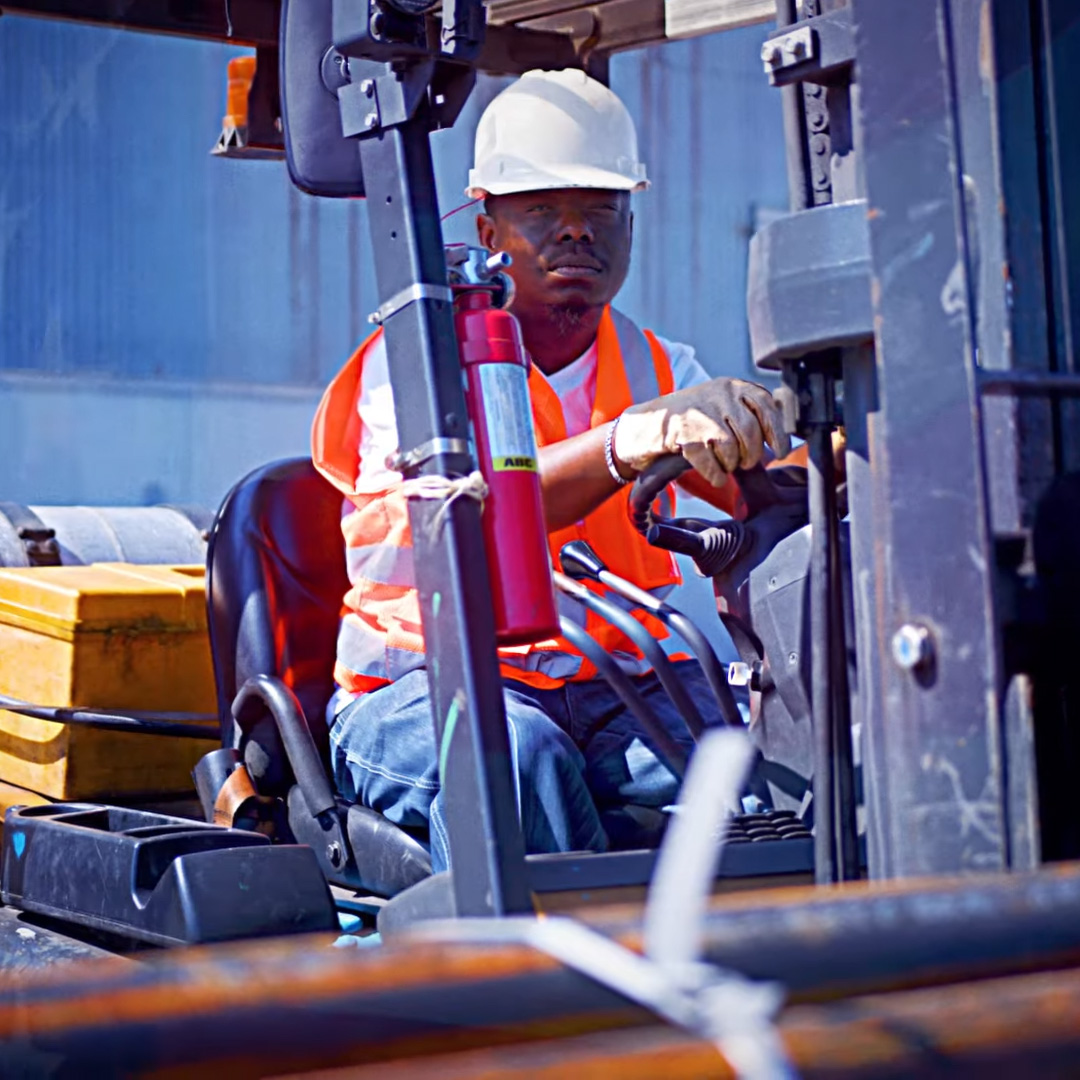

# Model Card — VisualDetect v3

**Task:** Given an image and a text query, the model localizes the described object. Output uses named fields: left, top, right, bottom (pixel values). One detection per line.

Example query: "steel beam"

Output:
left=850, top=0, right=1008, bottom=876
left=1, top=0, right=774, bottom=62
left=295, top=966, right=1080, bottom=1078
left=357, top=105, right=531, bottom=919
left=0, top=0, right=280, bottom=45
left=951, top=0, right=1056, bottom=538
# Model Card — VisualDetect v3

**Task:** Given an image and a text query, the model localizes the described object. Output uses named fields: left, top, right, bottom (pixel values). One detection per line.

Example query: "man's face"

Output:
left=477, top=188, right=633, bottom=316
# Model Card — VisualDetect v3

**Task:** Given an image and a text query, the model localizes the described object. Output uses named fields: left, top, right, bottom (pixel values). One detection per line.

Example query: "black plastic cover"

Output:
left=1, top=804, right=338, bottom=946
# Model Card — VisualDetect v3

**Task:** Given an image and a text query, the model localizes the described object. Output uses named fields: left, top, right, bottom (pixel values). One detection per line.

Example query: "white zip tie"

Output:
left=399, top=471, right=489, bottom=539
left=406, top=729, right=795, bottom=1080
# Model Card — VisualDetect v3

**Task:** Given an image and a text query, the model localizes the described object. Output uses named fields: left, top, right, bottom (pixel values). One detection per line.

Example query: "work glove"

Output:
left=613, top=378, right=792, bottom=487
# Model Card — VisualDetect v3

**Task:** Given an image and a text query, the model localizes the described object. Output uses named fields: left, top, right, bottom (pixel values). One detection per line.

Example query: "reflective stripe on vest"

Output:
left=523, top=307, right=681, bottom=683
left=608, top=309, right=674, bottom=519
left=311, top=307, right=681, bottom=694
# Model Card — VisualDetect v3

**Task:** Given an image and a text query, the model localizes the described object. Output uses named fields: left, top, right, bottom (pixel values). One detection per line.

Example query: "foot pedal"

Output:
left=1, top=804, right=338, bottom=946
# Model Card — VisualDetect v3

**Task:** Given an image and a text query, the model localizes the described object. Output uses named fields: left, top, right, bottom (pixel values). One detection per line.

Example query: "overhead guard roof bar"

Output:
left=0, top=0, right=774, bottom=73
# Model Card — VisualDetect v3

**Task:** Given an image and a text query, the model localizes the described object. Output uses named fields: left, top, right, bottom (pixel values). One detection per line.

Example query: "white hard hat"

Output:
left=467, top=69, right=649, bottom=198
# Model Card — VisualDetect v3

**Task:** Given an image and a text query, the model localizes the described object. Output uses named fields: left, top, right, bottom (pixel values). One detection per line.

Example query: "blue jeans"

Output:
left=328, top=659, right=722, bottom=872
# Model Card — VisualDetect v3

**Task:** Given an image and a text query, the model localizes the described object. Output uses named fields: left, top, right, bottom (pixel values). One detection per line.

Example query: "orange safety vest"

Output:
left=311, top=306, right=682, bottom=694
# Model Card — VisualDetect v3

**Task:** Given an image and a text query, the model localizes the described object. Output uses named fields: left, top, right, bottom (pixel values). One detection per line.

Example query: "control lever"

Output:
left=553, top=572, right=707, bottom=741
left=629, top=456, right=811, bottom=624
left=627, top=456, right=751, bottom=578
left=555, top=610, right=688, bottom=780
left=560, top=541, right=743, bottom=730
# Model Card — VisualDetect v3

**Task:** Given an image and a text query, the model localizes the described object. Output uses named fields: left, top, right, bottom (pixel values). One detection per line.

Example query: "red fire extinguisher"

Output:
left=450, top=248, right=560, bottom=647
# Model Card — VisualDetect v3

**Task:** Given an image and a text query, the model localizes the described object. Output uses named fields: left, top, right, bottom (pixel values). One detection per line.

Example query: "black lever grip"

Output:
left=645, top=522, right=707, bottom=559
left=559, top=539, right=607, bottom=582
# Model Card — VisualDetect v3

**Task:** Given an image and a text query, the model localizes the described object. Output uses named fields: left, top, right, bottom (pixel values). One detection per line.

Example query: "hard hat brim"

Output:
left=466, top=161, right=649, bottom=200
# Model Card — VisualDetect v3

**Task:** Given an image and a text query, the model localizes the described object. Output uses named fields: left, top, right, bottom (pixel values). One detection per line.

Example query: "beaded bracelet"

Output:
left=604, top=417, right=630, bottom=486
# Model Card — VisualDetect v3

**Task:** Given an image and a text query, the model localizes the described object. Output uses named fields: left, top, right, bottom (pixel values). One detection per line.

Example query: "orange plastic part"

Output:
left=224, top=54, right=257, bottom=129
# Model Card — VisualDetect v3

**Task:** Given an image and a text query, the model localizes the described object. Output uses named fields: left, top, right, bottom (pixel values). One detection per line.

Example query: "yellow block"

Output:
left=0, top=564, right=219, bottom=800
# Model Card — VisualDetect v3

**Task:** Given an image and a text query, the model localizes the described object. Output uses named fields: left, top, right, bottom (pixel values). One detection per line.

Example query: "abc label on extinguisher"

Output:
left=477, top=363, right=539, bottom=472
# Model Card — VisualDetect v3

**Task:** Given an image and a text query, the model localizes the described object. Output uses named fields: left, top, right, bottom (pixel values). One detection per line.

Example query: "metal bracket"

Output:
left=761, top=25, right=815, bottom=75
left=368, top=282, right=453, bottom=326
left=761, top=8, right=855, bottom=87
left=340, top=58, right=436, bottom=137
left=386, top=437, right=472, bottom=473
left=440, top=0, right=486, bottom=59
left=747, top=200, right=872, bottom=371
left=772, top=385, right=800, bottom=438
left=783, top=361, right=841, bottom=439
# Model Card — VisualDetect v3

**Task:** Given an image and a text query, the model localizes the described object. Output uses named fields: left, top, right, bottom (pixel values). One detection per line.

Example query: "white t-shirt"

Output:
left=354, top=331, right=710, bottom=490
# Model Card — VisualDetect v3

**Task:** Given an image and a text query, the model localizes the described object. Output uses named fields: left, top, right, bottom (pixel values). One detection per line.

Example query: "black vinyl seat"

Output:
left=203, top=457, right=432, bottom=897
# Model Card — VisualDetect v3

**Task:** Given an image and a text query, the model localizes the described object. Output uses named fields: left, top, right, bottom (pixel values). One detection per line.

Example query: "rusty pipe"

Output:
left=279, top=963, right=1080, bottom=1079
left=7, top=865, right=1080, bottom=1075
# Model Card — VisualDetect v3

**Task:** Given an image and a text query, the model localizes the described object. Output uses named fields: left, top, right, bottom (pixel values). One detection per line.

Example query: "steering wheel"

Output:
left=628, top=456, right=809, bottom=579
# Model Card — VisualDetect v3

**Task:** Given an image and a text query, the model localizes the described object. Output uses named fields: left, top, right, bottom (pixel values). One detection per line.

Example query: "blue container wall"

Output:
left=614, top=37, right=789, bottom=374
left=0, top=15, right=785, bottom=507
left=0, top=17, right=506, bottom=387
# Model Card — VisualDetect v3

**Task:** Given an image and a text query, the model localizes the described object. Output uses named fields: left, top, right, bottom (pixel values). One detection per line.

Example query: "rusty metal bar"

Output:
left=276, top=964, right=1080, bottom=1079
left=6, top=865, right=1080, bottom=1075
left=678, top=862, right=1080, bottom=1001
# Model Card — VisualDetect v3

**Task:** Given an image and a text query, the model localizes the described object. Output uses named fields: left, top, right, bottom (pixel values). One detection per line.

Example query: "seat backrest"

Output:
left=206, top=458, right=348, bottom=757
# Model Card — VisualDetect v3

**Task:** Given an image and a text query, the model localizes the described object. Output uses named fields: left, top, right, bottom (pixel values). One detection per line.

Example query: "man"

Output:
left=311, top=69, right=790, bottom=871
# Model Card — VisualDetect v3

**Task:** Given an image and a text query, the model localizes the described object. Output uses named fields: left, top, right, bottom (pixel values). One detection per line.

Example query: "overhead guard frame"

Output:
left=0, top=0, right=774, bottom=75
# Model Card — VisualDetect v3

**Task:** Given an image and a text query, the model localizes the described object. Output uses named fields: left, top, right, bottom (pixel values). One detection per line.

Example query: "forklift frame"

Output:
left=2, top=0, right=1080, bottom=907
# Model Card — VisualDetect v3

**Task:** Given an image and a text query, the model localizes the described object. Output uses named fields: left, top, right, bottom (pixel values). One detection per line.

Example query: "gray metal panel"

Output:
left=1040, top=0, right=1080, bottom=473
left=851, top=0, right=1007, bottom=876
left=746, top=199, right=872, bottom=370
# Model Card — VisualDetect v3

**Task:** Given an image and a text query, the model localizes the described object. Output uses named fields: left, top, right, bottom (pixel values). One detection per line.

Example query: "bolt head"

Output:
left=761, top=44, right=783, bottom=66
left=892, top=623, right=933, bottom=671
left=327, top=841, right=344, bottom=868
left=364, top=113, right=379, bottom=130
left=360, top=78, right=375, bottom=97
